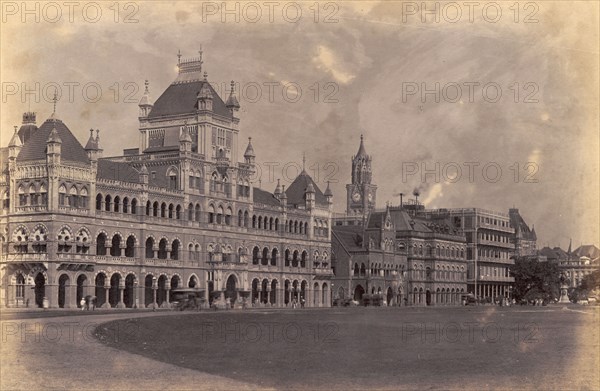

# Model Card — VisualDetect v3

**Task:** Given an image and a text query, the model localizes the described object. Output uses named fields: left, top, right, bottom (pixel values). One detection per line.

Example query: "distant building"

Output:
left=419, top=208, right=515, bottom=301
left=333, top=137, right=467, bottom=306
left=509, top=208, right=537, bottom=257
left=542, top=242, right=600, bottom=288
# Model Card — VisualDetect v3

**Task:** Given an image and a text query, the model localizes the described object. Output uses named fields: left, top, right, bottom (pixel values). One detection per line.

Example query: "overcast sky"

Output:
left=1, top=1, right=598, bottom=248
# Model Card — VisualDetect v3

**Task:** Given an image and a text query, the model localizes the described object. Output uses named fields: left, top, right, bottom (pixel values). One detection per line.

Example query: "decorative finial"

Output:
left=177, top=49, right=182, bottom=65
left=14, top=125, right=18, bottom=133
left=302, top=152, right=306, bottom=171
left=203, top=71, right=208, bottom=80
left=360, top=134, right=364, bottom=141
left=230, top=80, right=235, bottom=92
left=52, top=91, right=58, bottom=114
left=144, top=80, right=149, bottom=94
left=95, top=129, right=100, bottom=142
left=248, top=137, right=252, bottom=143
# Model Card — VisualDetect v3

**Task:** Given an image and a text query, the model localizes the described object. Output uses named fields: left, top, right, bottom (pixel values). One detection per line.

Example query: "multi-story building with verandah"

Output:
left=0, top=51, right=334, bottom=310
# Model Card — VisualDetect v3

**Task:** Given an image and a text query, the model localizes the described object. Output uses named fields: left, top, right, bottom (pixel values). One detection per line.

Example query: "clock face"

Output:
left=352, top=191, right=361, bottom=202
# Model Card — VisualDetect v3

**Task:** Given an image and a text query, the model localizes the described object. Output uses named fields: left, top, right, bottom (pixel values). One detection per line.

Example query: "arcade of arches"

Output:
left=2, top=267, right=333, bottom=309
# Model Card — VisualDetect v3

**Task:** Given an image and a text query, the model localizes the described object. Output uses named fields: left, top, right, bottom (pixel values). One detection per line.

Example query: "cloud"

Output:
left=312, top=45, right=356, bottom=84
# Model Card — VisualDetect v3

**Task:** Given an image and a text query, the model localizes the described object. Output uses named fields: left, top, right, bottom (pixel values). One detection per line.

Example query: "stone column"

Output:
left=164, top=281, right=171, bottom=308
left=64, top=283, right=75, bottom=309
left=117, top=282, right=125, bottom=308
left=102, top=282, right=110, bottom=308
left=48, top=282, right=59, bottom=309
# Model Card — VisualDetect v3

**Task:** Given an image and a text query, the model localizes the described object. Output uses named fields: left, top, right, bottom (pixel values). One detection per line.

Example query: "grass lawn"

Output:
left=95, top=305, right=599, bottom=390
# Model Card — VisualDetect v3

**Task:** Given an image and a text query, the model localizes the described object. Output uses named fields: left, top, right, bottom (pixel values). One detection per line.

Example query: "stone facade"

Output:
left=0, top=53, right=334, bottom=309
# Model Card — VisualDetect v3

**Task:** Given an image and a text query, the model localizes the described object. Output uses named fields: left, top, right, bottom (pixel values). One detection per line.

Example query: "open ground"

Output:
left=2, top=306, right=599, bottom=390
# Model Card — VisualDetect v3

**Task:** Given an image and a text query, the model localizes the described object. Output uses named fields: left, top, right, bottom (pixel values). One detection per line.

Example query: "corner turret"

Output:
left=139, top=80, right=153, bottom=118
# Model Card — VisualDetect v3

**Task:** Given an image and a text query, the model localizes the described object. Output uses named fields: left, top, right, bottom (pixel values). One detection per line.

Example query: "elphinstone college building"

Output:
left=0, top=53, right=335, bottom=309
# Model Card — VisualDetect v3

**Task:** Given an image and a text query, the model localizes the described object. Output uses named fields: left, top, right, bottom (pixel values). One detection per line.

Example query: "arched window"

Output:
left=105, top=194, right=111, bottom=211
left=271, top=248, right=278, bottom=266
left=130, top=198, right=137, bottom=214
left=176, top=205, right=182, bottom=220
left=18, top=186, right=27, bottom=206
left=3, top=190, right=10, bottom=209
left=145, top=237, right=154, bottom=258
left=122, top=197, right=129, bottom=213
left=252, top=246, right=260, bottom=265
left=167, top=167, right=178, bottom=190
left=29, top=184, right=38, bottom=206
left=79, top=187, right=88, bottom=208
left=188, top=203, right=194, bottom=221
left=59, top=184, right=67, bottom=206
left=113, top=195, right=120, bottom=212
left=195, top=204, right=201, bottom=222
left=208, top=204, right=215, bottom=224
left=96, top=233, right=107, bottom=256
left=225, top=207, right=232, bottom=225
left=161, top=202, right=167, bottom=218
left=171, top=239, right=180, bottom=260
left=110, top=234, right=121, bottom=256
left=158, top=238, right=168, bottom=259
left=125, top=236, right=135, bottom=257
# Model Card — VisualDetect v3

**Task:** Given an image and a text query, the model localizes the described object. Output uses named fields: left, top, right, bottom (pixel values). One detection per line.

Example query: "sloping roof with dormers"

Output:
left=253, top=187, right=281, bottom=207
left=17, top=117, right=89, bottom=164
left=332, top=226, right=365, bottom=252
left=285, top=171, right=328, bottom=207
left=147, top=80, right=231, bottom=119
left=97, top=159, right=141, bottom=184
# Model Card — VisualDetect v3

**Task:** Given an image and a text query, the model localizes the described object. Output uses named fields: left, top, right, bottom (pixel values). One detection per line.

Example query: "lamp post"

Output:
left=331, top=282, right=335, bottom=307
left=133, top=280, right=138, bottom=309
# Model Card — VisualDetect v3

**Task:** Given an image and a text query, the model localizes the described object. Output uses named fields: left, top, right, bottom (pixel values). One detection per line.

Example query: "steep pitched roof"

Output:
left=97, top=160, right=140, bottom=183
left=148, top=80, right=231, bottom=119
left=17, top=124, right=38, bottom=144
left=253, top=188, right=281, bottom=207
left=17, top=118, right=89, bottom=164
left=389, top=209, right=431, bottom=233
left=332, top=226, right=364, bottom=252
left=285, top=172, right=328, bottom=207
left=539, top=246, right=569, bottom=261
left=572, top=245, right=600, bottom=260
left=509, top=208, right=537, bottom=241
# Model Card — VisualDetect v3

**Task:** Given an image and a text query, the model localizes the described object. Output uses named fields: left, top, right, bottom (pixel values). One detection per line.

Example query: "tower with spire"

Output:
left=346, top=134, right=377, bottom=219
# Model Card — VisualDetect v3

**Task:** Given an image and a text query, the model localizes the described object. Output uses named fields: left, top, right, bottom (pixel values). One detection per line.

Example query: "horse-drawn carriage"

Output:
left=170, top=288, right=206, bottom=311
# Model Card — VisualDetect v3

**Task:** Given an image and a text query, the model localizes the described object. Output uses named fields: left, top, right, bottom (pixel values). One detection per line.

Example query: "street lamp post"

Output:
left=331, top=282, right=335, bottom=307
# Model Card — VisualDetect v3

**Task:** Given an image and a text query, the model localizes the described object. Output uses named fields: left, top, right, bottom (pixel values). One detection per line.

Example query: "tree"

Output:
left=573, top=269, right=600, bottom=300
left=511, top=257, right=561, bottom=302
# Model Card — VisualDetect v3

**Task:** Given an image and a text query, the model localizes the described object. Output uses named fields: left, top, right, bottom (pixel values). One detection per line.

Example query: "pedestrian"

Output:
left=80, top=298, right=86, bottom=310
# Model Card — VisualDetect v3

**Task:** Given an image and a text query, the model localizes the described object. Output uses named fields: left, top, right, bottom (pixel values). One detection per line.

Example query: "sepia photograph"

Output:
left=0, top=1, right=598, bottom=390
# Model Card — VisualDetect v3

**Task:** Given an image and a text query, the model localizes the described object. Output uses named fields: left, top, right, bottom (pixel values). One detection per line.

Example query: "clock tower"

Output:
left=346, top=135, right=377, bottom=218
